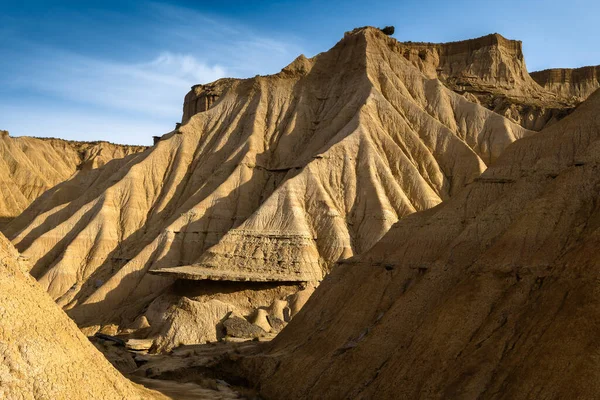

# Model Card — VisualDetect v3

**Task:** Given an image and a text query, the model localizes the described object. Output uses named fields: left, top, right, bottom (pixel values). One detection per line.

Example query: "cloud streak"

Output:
left=0, top=1, right=305, bottom=145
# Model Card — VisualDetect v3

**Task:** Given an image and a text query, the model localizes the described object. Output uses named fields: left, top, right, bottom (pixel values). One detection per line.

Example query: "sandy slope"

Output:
left=0, top=232, right=166, bottom=399
left=240, top=87, right=600, bottom=399
left=0, top=130, right=145, bottom=227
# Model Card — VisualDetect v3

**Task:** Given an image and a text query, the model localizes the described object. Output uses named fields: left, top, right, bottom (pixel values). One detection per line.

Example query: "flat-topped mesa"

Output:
left=182, top=78, right=237, bottom=123
left=398, top=33, right=574, bottom=131
left=531, top=65, right=600, bottom=101
left=400, top=33, right=530, bottom=91
left=0, top=233, right=165, bottom=399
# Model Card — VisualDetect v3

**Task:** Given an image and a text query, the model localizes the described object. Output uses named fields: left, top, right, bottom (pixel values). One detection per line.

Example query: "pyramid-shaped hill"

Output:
left=5, top=27, right=532, bottom=344
left=0, top=130, right=145, bottom=228
left=240, top=88, right=600, bottom=399
left=0, top=232, right=165, bottom=399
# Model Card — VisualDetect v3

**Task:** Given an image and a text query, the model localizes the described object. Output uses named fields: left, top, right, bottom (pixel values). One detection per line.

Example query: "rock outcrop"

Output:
left=239, top=87, right=600, bottom=399
left=0, top=232, right=165, bottom=399
left=398, top=33, right=574, bottom=130
left=5, top=27, right=532, bottom=349
left=0, top=131, right=146, bottom=227
left=531, top=65, right=600, bottom=102
left=182, top=79, right=237, bottom=124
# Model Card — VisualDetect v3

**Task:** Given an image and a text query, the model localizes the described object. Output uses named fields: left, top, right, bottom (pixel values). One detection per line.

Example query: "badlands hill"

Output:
left=241, top=86, right=600, bottom=399
left=4, top=27, right=532, bottom=348
left=531, top=65, right=600, bottom=102
left=0, top=232, right=165, bottom=399
left=0, top=130, right=145, bottom=227
left=397, top=33, right=580, bottom=131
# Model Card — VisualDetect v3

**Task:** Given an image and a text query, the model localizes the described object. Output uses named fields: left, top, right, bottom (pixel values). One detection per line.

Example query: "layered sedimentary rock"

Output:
left=531, top=65, right=600, bottom=102
left=398, top=33, right=574, bottom=130
left=5, top=27, right=531, bottom=347
left=0, top=130, right=145, bottom=227
left=0, top=232, right=165, bottom=399
left=182, top=78, right=237, bottom=124
left=241, top=87, right=600, bottom=399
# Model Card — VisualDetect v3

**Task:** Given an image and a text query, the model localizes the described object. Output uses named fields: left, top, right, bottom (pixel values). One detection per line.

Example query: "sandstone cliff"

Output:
left=531, top=65, right=600, bottom=102
left=4, top=27, right=531, bottom=348
left=0, top=130, right=146, bottom=227
left=240, top=86, right=600, bottom=399
left=182, top=78, right=238, bottom=124
left=398, top=33, right=574, bottom=130
left=0, top=232, right=165, bottom=399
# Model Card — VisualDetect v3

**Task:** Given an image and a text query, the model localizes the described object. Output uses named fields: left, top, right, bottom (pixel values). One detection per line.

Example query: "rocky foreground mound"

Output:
left=239, top=87, right=600, bottom=398
left=0, top=130, right=145, bottom=227
left=4, top=27, right=532, bottom=349
left=0, top=232, right=165, bottom=399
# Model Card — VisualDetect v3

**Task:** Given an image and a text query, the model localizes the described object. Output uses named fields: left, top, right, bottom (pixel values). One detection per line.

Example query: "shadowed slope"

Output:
left=6, top=28, right=531, bottom=339
left=241, top=88, right=600, bottom=399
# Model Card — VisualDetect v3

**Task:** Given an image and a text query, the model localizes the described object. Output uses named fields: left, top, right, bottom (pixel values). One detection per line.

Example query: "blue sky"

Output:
left=1, top=0, right=598, bottom=145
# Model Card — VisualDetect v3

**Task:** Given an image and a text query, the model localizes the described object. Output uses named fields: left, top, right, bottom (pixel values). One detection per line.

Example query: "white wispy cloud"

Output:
left=7, top=47, right=227, bottom=120
left=0, top=2, right=305, bottom=145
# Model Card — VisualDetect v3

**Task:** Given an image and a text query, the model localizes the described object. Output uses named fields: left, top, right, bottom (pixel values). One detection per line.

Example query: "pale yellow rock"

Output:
left=80, top=325, right=101, bottom=336
left=99, top=324, right=120, bottom=336
left=152, top=297, right=236, bottom=352
left=130, top=314, right=151, bottom=330
left=531, top=65, right=600, bottom=102
left=268, top=299, right=288, bottom=322
left=251, top=309, right=272, bottom=333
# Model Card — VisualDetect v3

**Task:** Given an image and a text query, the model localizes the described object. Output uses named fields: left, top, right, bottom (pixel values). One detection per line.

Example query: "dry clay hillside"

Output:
left=240, top=88, right=600, bottom=399
left=0, top=232, right=166, bottom=399
left=6, top=27, right=534, bottom=349
left=0, top=130, right=145, bottom=227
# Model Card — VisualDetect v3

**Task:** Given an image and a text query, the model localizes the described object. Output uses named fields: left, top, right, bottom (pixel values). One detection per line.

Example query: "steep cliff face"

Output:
left=399, top=34, right=574, bottom=131
left=5, top=28, right=530, bottom=348
left=242, top=89, right=600, bottom=399
left=0, top=232, right=165, bottom=399
left=400, top=34, right=534, bottom=94
left=182, top=78, right=238, bottom=124
left=0, top=130, right=146, bottom=227
left=531, top=65, right=600, bottom=101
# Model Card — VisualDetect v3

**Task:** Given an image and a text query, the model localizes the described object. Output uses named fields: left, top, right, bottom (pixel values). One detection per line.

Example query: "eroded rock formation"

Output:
left=4, top=27, right=533, bottom=349
left=398, top=33, right=575, bottom=130
left=0, top=232, right=165, bottom=399
left=238, top=86, right=600, bottom=399
left=0, top=131, right=146, bottom=227
left=182, top=79, right=237, bottom=124
left=531, top=65, right=600, bottom=102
